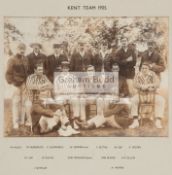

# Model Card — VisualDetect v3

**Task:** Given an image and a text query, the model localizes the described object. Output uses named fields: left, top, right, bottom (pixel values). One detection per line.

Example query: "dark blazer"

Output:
left=115, top=47, right=137, bottom=79
left=92, top=53, right=103, bottom=72
left=46, top=54, right=68, bottom=81
left=70, top=51, right=93, bottom=72
left=140, top=50, right=165, bottom=75
left=6, top=54, right=29, bottom=87
left=94, top=52, right=115, bottom=72
left=27, top=52, right=47, bottom=75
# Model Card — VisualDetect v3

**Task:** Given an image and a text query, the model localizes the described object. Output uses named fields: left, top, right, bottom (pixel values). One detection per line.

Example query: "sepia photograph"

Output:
left=3, top=16, right=169, bottom=137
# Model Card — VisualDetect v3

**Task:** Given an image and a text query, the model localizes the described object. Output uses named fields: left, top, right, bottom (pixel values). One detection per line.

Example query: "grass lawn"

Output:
left=4, top=99, right=168, bottom=137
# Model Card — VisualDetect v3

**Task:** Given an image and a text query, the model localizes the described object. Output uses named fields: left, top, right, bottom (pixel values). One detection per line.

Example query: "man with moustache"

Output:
left=27, top=63, right=79, bottom=136
left=70, top=41, right=93, bottom=72
left=54, top=61, right=81, bottom=130
left=78, top=65, right=105, bottom=124
left=75, top=66, right=123, bottom=130
left=27, top=42, right=47, bottom=75
left=6, top=43, right=30, bottom=129
left=46, top=43, right=68, bottom=82
left=62, top=41, right=71, bottom=61
left=140, top=41, right=165, bottom=76
left=115, top=37, right=137, bottom=96
left=129, top=63, right=165, bottom=129
left=93, top=42, right=114, bottom=72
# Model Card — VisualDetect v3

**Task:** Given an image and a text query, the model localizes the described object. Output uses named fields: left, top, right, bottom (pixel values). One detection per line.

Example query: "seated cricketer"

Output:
left=129, top=63, right=165, bottom=129
left=54, top=61, right=82, bottom=123
left=79, top=65, right=105, bottom=122
left=76, top=65, right=127, bottom=129
left=26, top=63, right=79, bottom=136
left=75, top=101, right=128, bottom=129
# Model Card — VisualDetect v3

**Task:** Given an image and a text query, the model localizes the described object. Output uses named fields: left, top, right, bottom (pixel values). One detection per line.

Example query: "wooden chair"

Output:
left=86, top=103, right=97, bottom=119
left=138, top=91, right=155, bottom=126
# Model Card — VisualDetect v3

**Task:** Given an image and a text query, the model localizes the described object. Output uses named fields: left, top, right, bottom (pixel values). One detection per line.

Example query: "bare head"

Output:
left=121, top=37, right=128, bottom=48
left=100, top=42, right=108, bottom=52
left=141, top=63, right=150, bottom=75
left=78, top=42, right=85, bottom=52
left=34, top=63, right=44, bottom=76
left=86, top=65, right=95, bottom=77
left=147, top=41, right=156, bottom=52
left=17, top=43, right=26, bottom=56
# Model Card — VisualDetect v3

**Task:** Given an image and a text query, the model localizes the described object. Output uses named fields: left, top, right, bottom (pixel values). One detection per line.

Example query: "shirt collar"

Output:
left=79, top=50, right=85, bottom=57
left=122, top=47, right=128, bottom=52
left=54, top=53, right=60, bottom=58
left=33, top=52, right=39, bottom=56
left=148, top=50, right=153, bottom=56
left=100, top=50, right=108, bottom=58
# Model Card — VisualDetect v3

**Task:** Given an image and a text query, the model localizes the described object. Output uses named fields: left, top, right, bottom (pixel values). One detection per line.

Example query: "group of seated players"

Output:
left=5, top=37, right=166, bottom=136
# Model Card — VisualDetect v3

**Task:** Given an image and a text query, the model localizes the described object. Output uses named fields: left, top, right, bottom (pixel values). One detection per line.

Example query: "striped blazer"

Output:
left=26, top=74, right=53, bottom=102
left=134, top=70, right=160, bottom=103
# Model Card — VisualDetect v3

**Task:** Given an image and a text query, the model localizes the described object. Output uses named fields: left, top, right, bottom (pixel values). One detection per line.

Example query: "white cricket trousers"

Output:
left=12, top=84, right=32, bottom=127
left=131, top=94, right=165, bottom=118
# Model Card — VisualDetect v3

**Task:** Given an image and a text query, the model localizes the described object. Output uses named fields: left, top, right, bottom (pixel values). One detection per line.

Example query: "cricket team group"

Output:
left=5, top=37, right=166, bottom=136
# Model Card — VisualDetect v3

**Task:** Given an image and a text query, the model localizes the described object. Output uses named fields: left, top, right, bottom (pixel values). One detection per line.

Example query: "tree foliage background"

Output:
left=4, top=17, right=168, bottom=98
left=4, top=17, right=168, bottom=58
